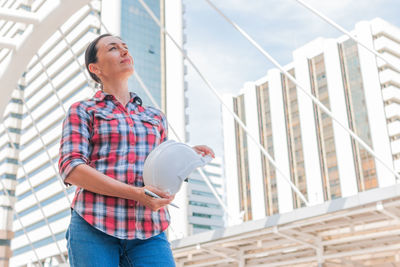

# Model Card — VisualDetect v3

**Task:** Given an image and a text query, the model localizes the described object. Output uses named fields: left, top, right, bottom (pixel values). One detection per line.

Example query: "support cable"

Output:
left=137, top=0, right=310, bottom=206
left=204, top=0, right=400, bottom=182
left=58, top=27, right=97, bottom=94
left=35, top=52, right=67, bottom=115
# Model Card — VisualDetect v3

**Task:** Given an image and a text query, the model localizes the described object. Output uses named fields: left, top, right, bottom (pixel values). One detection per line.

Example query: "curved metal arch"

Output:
left=0, top=0, right=91, bottom=119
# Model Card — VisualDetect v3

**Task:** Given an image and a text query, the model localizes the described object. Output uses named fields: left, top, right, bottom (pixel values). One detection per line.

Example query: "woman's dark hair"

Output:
left=85, top=33, right=112, bottom=85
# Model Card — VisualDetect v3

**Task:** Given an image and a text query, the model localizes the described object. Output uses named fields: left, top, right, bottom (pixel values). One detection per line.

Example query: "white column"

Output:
left=323, top=39, right=358, bottom=197
left=164, top=0, right=187, bottom=238
left=242, top=82, right=266, bottom=219
left=101, top=0, right=121, bottom=35
left=221, top=95, right=242, bottom=226
left=356, top=21, right=395, bottom=187
left=293, top=39, right=324, bottom=205
left=165, top=0, right=185, bottom=140
left=268, top=69, right=294, bottom=213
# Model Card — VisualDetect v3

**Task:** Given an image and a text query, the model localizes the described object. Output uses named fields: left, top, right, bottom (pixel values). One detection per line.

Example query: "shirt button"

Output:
left=128, top=154, right=135, bottom=162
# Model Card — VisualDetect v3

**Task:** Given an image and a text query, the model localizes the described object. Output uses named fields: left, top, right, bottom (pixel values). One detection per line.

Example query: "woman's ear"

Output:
left=88, top=63, right=101, bottom=76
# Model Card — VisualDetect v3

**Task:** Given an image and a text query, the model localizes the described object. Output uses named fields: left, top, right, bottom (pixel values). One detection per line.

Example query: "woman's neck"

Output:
left=102, top=79, right=130, bottom=106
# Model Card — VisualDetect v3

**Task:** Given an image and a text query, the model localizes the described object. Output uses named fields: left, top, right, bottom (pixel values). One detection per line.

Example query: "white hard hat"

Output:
left=143, top=140, right=212, bottom=195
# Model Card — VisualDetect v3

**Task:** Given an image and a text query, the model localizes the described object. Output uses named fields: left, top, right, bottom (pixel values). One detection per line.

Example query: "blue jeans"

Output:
left=66, top=209, right=176, bottom=267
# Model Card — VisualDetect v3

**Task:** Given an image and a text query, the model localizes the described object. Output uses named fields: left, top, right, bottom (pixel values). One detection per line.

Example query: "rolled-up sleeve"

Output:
left=58, top=102, right=92, bottom=183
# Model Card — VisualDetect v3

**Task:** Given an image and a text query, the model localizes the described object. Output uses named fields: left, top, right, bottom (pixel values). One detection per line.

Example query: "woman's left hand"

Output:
left=192, top=145, right=215, bottom=158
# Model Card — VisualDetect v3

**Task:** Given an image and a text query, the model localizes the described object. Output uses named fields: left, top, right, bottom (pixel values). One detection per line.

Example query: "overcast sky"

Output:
left=183, top=0, right=400, bottom=156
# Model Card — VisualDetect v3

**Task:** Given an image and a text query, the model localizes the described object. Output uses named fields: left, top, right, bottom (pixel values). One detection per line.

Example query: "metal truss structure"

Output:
left=172, top=184, right=400, bottom=266
left=0, top=0, right=91, bottom=118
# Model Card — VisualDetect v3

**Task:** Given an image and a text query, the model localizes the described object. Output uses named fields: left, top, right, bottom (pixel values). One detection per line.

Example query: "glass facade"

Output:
left=339, top=39, right=378, bottom=191
left=309, top=54, right=341, bottom=200
left=281, top=70, right=308, bottom=208
left=233, top=95, right=252, bottom=221
left=121, top=0, right=163, bottom=107
left=256, top=82, right=278, bottom=215
left=187, top=160, right=225, bottom=235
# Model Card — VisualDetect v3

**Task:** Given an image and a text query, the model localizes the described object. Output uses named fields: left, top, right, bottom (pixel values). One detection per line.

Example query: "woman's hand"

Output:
left=66, top=165, right=174, bottom=211
left=138, top=185, right=175, bottom=211
left=192, top=145, right=215, bottom=158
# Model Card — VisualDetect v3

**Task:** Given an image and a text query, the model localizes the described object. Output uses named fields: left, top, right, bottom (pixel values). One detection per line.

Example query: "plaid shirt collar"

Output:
left=93, top=90, right=140, bottom=104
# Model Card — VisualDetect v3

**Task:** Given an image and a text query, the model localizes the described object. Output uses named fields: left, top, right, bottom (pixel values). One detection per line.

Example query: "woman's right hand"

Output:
left=139, top=185, right=175, bottom=211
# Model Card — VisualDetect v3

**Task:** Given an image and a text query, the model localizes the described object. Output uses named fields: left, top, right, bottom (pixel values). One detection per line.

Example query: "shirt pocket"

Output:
left=92, top=112, right=125, bottom=148
left=138, top=114, right=161, bottom=146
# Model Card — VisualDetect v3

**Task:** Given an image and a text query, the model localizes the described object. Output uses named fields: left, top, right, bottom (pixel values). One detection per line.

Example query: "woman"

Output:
left=58, top=34, right=214, bottom=266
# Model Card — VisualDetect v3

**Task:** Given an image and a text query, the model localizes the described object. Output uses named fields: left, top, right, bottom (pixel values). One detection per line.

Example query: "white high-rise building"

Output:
left=222, top=18, right=400, bottom=224
left=0, top=0, right=186, bottom=266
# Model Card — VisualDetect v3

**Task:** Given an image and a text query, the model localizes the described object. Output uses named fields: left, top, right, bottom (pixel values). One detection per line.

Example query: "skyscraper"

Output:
left=223, top=18, right=400, bottom=224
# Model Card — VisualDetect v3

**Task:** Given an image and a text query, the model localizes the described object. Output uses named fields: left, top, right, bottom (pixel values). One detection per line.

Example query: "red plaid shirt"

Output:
left=58, top=90, right=170, bottom=239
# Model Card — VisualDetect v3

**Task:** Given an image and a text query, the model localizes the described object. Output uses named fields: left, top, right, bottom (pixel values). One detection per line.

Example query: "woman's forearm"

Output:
left=64, top=164, right=173, bottom=211
left=65, top=164, right=141, bottom=201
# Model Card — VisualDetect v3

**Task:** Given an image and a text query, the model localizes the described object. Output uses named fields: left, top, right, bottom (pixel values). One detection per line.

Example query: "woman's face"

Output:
left=89, top=36, right=134, bottom=83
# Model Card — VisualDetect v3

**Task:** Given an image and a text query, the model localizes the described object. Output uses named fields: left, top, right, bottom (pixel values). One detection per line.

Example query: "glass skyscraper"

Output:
left=121, top=0, right=163, bottom=107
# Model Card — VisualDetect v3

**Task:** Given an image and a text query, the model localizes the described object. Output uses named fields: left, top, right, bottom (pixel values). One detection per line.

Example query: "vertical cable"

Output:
left=58, top=28, right=98, bottom=94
